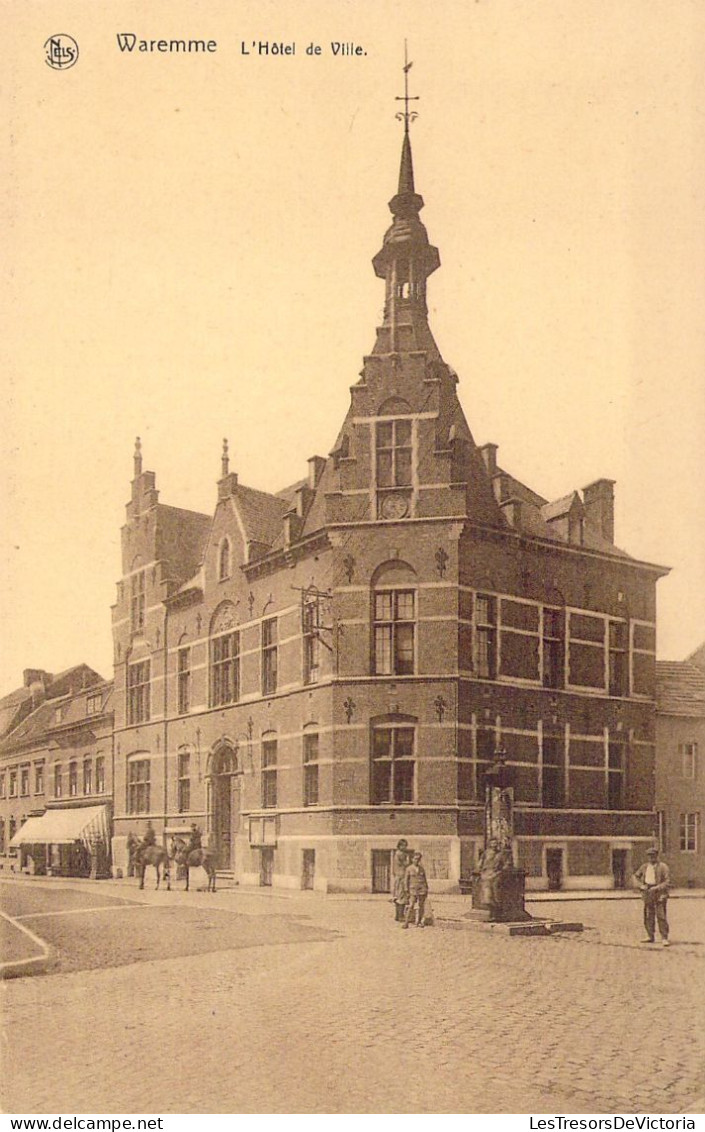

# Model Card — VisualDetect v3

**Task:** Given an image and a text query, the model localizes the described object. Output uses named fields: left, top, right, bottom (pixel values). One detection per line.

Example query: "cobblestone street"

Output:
left=2, top=879, right=704, bottom=1114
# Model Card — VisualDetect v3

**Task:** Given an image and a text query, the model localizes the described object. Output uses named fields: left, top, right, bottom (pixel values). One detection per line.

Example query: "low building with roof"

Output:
left=0, top=669, right=113, bottom=877
left=655, top=647, right=705, bottom=887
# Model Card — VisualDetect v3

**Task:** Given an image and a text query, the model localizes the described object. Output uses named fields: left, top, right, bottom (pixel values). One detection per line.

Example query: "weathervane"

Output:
left=395, top=40, right=419, bottom=130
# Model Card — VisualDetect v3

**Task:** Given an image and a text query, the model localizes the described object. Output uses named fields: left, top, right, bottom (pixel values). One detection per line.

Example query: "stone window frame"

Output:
left=680, top=741, right=698, bottom=781
left=679, top=812, right=699, bottom=853
left=127, top=755, right=151, bottom=815
left=370, top=715, right=417, bottom=806
left=127, top=659, right=151, bottom=725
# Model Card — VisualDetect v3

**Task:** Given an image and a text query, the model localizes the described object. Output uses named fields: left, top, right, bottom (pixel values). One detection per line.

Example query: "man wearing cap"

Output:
left=632, top=846, right=671, bottom=946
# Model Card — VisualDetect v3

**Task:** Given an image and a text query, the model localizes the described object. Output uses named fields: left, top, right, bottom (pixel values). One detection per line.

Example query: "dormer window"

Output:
left=218, top=538, right=231, bottom=581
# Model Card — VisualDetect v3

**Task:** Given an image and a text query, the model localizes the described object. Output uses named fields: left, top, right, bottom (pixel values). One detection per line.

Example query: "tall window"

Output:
left=219, top=538, right=231, bottom=581
left=128, top=758, right=150, bottom=814
left=86, top=692, right=103, bottom=716
left=0, top=819, right=4, bottom=854
left=680, top=812, right=699, bottom=852
left=303, top=732, right=319, bottom=807
left=211, top=632, right=239, bottom=706
left=303, top=599, right=320, bottom=685
left=608, top=620, right=627, bottom=696
left=127, top=660, right=150, bottom=725
left=261, top=739, right=278, bottom=809
left=371, top=724, right=415, bottom=804
left=376, top=420, right=412, bottom=488
left=178, top=751, right=190, bottom=813
left=608, top=742, right=624, bottom=810
left=9, top=770, right=17, bottom=798
left=542, top=608, right=564, bottom=689
left=54, top=765, right=62, bottom=798
left=83, top=759, right=93, bottom=795
left=373, top=590, right=415, bottom=675
left=20, top=767, right=30, bottom=797
left=0, top=774, right=5, bottom=799
left=178, top=647, right=191, bottom=715
left=542, top=733, right=564, bottom=808
left=631, top=622, right=656, bottom=697
left=262, top=619, right=278, bottom=696
left=95, top=756, right=105, bottom=794
left=130, top=569, right=146, bottom=633
left=568, top=612, right=606, bottom=690
left=681, top=742, right=698, bottom=780
left=69, top=761, right=78, bottom=797
left=474, top=595, right=497, bottom=679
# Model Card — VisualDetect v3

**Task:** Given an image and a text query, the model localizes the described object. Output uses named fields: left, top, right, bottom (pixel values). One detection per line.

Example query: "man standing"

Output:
left=632, top=846, right=670, bottom=946
left=402, top=851, right=429, bottom=929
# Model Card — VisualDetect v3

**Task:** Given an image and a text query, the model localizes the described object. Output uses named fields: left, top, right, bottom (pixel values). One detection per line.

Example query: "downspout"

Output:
left=163, top=604, right=169, bottom=834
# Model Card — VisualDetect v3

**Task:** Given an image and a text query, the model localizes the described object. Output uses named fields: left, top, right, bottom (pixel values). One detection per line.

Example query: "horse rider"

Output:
left=139, top=821, right=157, bottom=854
left=187, top=823, right=202, bottom=855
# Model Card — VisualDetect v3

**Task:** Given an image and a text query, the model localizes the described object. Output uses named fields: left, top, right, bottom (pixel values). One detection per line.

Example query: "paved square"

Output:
left=2, top=880, right=703, bottom=1114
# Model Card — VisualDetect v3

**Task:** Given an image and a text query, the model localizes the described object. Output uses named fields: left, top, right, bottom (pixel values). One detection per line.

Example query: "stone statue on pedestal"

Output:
left=471, top=747, right=530, bottom=922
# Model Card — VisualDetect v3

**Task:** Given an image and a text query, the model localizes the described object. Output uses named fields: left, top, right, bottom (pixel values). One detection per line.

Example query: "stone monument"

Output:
left=471, top=746, right=530, bottom=922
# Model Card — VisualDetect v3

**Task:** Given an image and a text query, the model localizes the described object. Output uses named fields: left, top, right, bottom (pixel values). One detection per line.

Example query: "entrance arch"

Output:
left=206, top=741, right=240, bottom=871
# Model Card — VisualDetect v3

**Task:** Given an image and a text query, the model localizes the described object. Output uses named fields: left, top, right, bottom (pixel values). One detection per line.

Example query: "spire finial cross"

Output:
left=395, top=40, right=418, bottom=131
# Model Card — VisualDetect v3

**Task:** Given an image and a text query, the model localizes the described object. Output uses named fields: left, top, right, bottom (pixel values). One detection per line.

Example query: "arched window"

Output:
left=219, top=538, right=231, bottom=581
left=372, top=561, right=416, bottom=676
left=210, top=604, right=240, bottom=707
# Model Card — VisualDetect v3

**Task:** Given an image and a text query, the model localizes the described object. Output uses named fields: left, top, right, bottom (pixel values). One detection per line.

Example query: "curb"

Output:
left=0, top=910, right=52, bottom=979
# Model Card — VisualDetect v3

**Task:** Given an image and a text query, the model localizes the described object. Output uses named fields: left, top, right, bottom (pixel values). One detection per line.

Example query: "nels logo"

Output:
left=44, top=34, right=79, bottom=70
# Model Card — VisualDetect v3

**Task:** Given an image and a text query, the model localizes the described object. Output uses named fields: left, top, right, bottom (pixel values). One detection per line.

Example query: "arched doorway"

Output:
left=206, top=742, right=240, bottom=871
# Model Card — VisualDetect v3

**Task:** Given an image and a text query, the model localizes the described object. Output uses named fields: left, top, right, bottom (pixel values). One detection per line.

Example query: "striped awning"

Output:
left=9, top=806, right=109, bottom=848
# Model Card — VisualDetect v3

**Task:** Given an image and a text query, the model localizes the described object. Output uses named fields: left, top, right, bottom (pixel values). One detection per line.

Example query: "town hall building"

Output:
left=109, top=95, right=668, bottom=893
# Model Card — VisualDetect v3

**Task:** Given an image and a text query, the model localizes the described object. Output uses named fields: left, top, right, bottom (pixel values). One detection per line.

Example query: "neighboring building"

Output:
left=109, top=100, right=669, bottom=893
left=0, top=668, right=113, bottom=877
left=655, top=647, right=705, bottom=887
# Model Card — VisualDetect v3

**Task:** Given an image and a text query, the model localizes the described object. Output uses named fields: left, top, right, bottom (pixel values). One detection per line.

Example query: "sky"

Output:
left=3, top=0, right=705, bottom=696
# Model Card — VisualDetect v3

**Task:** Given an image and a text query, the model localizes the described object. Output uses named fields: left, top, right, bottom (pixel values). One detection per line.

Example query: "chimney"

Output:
left=583, top=479, right=615, bottom=543
left=296, top=484, right=313, bottom=518
left=283, top=511, right=303, bottom=547
left=479, top=443, right=498, bottom=476
left=500, top=498, right=523, bottom=528
left=308, top=456, right=326, bottom=489
left=23, top=669, right=52, bottom=689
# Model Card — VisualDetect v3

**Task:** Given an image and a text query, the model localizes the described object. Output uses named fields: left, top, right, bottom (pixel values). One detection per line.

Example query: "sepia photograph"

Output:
left=2, top=0, right=704, bottom=1120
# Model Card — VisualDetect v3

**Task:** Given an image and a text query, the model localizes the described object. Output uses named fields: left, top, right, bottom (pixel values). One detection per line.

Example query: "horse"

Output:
left=134, top=843, right=171, bottom=891
left=172, top=838, right=218, bottom=892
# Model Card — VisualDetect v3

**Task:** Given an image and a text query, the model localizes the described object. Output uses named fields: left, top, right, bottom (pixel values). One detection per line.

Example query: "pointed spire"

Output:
left=398, top=130, right=415, bottom=196
left=221, top=438, right=229, bottom=478
left=133, top=436, right=142, bottom=478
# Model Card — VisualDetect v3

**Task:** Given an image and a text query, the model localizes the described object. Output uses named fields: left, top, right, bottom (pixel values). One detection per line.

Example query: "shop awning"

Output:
left=10, top=806, right=109, bottom=848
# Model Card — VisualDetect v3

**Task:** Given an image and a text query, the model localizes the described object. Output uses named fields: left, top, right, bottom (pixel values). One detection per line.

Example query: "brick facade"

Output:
left=105, top=116, right=668, bottom=893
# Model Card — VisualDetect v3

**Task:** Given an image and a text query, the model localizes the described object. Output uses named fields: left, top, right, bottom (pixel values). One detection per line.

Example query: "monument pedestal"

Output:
left=470, top=867, right=532, bottom=923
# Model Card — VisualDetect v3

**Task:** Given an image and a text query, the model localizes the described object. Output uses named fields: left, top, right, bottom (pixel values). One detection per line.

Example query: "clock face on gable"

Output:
left=380, top=494, right=409, bottom=520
